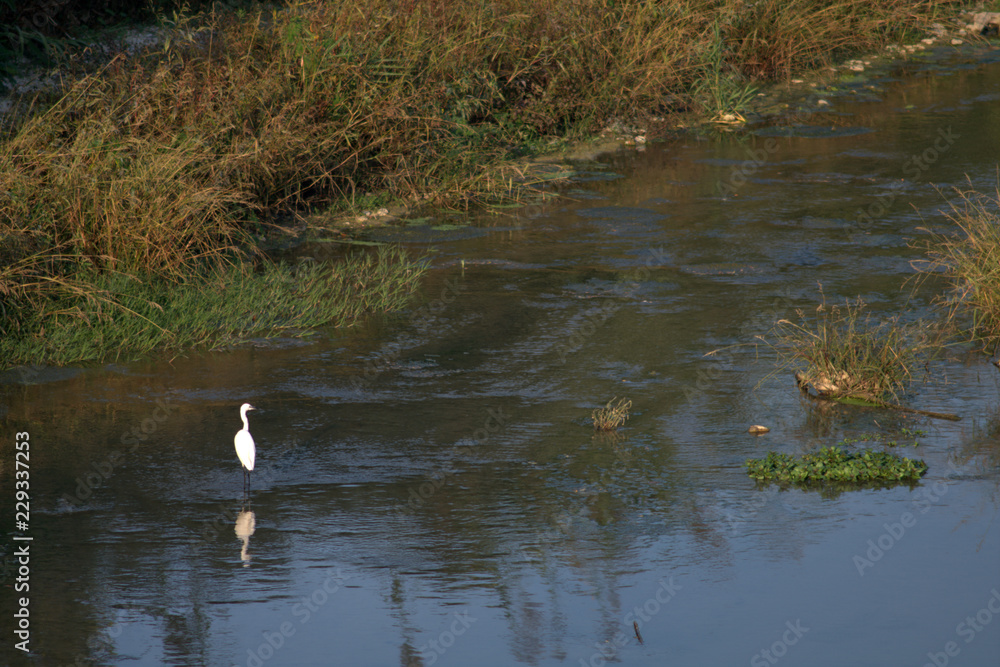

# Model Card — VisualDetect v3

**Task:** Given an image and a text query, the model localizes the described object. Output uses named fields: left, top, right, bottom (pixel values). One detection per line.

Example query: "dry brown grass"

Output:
left=914, top=184, right=1000, bottom=355
left=0, top=0, right=961, bottom=359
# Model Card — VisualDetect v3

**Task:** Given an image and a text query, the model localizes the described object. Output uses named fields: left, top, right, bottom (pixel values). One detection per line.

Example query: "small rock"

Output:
left=971, top=12, right=1000, bottom=35
left=817, top=99, right=830, bottom=107
left=748, top=425, right=770, bottom=435
left=791, top=79, right=804, bottom=84
left=634, top=135, right=646, bottom=144
left=951, top=39, right=964, bottom=46
left=921, top=38, right=936, bottom=45
left=797, top=370, right=851, bottom=396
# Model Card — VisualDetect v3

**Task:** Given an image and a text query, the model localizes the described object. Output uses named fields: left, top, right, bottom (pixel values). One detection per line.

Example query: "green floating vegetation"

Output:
left=840, top=428, right=924, bottom=448
left=745, top=446, right=928, bottom=485
left=0, top=247, right=426, bottom=368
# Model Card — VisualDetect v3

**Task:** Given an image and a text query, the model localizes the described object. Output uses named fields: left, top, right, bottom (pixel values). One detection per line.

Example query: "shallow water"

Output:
left=2, top=47, right=1000, bottom=667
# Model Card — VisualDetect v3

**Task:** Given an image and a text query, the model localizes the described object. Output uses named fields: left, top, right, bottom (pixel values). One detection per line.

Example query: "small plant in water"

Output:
left=592, top=397, right=632, bottom=431
left=745, top=447, right=928, bottom=485
left=839, top=432, right=881, bottom=445
left=839, top=428, right=923, bottom=448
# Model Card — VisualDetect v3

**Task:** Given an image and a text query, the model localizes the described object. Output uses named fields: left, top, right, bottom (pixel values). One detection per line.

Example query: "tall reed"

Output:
left=914, top=185, right=1000, bottom=355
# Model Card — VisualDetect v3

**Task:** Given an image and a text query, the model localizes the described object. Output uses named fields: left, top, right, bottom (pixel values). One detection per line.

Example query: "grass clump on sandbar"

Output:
left=769, top=290, right=941, bottom=406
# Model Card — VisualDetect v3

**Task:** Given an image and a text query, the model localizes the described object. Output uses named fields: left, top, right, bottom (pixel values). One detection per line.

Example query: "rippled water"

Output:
left=2, top=47, right=1000, bottom=667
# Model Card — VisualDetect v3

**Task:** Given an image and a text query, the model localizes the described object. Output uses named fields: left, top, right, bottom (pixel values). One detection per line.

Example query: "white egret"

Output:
left=235, top=403, right=257, bottom=495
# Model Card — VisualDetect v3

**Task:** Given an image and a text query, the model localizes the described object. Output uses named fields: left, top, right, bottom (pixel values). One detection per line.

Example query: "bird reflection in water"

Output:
left=235, top=508, right=256, bottom=566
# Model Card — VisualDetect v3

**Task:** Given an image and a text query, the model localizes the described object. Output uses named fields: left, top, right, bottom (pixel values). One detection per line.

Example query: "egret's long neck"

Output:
left=241, top=409, right=249, bottom=431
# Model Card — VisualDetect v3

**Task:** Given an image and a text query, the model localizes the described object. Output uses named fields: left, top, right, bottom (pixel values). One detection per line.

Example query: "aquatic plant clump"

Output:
left=770, top=293, right=939, bottom=404
left=745, top=447, right=928, bottom=485
left=592, top=397, right=632, bottom=431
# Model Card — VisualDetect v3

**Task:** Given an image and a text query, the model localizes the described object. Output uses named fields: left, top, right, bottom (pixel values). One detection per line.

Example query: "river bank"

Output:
left=1, top=0, right=994, bottom=369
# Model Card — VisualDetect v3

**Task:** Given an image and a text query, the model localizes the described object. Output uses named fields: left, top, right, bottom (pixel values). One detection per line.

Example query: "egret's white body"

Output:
left=235, top=403, right=257, bottom=493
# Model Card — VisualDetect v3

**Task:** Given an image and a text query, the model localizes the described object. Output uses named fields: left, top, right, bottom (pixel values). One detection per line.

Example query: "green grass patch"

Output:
left=0, top=247, right=426, bottom=367
left=840, top=428, right=924, bottom=448
left=745, top=446, right=928, bottom=485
